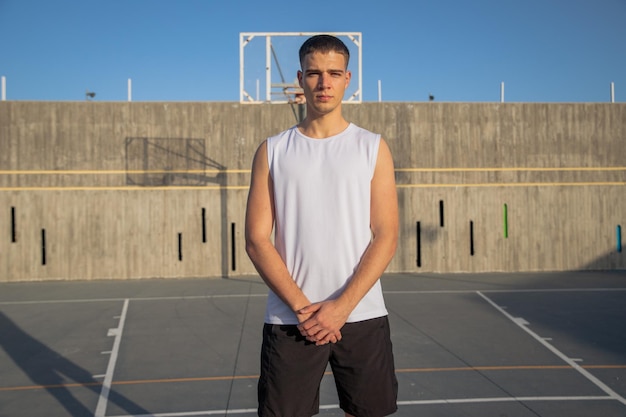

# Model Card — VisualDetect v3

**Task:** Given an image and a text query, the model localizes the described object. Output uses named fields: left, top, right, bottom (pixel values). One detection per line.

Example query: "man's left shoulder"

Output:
left=349, top=124, right=381, bottom=141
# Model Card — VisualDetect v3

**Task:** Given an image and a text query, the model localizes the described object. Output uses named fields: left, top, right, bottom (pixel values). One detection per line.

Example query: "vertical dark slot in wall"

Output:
left=41, top=229, right=46, bottom=265
left=469, top=221, right=475, bottom=256
left=11, top=207, right=16, bottom=243
left=416, top=221, right=422, bottom=267
left=178, top=233, right=183, bottom=261
left=201, top=208, right=207, bottom=243
left=231, top=222, right=236, bottom=271
left=439, top=200, right=444, bottom=227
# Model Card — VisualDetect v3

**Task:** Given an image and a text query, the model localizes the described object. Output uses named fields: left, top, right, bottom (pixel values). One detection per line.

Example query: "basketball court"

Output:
left=1, top=271, right=625, bottom=416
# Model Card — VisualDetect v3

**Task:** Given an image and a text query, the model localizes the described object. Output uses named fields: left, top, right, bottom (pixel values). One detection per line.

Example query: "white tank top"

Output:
left=265, top=123, right=389, bottom=324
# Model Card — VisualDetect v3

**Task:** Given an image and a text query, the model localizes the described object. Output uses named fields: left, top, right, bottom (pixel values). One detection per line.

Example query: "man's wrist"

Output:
left=334, top=295, right=357, bottom=318
left=292, top=301, right=310, bottom=315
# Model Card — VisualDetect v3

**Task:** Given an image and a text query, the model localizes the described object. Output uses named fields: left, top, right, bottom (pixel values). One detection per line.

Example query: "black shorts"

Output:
left=258, top=316, right=398, bottom=417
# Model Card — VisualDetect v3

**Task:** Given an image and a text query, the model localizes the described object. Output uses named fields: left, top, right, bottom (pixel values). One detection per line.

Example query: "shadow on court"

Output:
left=0, top=312, right=150, bottom=417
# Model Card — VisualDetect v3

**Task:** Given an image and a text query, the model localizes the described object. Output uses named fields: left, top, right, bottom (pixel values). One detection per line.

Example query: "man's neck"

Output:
left=297, top=112, right=349, bottom=139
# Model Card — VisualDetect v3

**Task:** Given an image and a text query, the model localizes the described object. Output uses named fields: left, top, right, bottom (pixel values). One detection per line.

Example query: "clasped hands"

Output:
left=296, top=300, right=349, bottom=346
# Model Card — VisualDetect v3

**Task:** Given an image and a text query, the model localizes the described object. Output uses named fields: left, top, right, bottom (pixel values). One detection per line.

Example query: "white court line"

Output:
left=95, top=298, right=130, bottom=417
left=0, top=294, right=268, bottom=306
left=385, top=287, right=626, bottom=295
left=1, top=287, right=625, bottom=306
left=110, top=408, right=258, bottom=416
left=398, top=395, right=615, bottom=405
left=107, top=395, right=616, bottom=416
left=477, top=291, right=626, bottom=406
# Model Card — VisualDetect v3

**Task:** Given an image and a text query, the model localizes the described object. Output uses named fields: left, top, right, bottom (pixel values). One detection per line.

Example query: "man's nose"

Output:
left=318, top=73, right=330, bottom=88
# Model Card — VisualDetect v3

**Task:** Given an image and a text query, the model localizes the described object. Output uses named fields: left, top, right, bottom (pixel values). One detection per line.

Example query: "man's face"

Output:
left=298, top=51, right=351, bottom=116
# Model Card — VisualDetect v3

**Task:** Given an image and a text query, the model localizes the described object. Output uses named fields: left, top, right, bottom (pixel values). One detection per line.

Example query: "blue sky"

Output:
left=1, top=0, right=624, bottom=103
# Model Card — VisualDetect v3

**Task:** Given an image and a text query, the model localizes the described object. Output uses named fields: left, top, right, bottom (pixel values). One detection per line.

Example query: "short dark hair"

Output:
left=299, top=35, right=350, bottom=68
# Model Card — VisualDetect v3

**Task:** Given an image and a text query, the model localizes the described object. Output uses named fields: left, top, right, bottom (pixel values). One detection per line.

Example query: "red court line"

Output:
left=2, top=364, right=624, bottom=392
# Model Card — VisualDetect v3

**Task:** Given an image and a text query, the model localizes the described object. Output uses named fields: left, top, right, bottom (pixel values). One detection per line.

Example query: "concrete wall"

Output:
left=1, top=101, right=624, bottom=281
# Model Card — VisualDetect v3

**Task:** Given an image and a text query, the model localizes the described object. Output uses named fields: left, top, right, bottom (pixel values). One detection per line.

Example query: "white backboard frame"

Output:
left=239, top=32, right=362, bottom=104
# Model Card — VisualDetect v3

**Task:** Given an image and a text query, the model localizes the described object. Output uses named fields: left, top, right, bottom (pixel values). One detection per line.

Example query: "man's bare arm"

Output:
left=298, top=138, right=398, bottom=344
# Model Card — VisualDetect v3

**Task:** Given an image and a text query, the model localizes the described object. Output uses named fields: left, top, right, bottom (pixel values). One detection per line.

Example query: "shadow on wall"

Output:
left=401, top=221, right=444, bottom=269
left=0, top=312, right=151, bottom=417
left=124, top=137, right=226, bottom=186
left=584, top=246, right=624, bottom=271
left=124, top=137, right=232, bottom=277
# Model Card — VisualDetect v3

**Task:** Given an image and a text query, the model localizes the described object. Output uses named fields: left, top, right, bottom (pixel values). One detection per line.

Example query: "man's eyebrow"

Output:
left=304, top=68, right=346, bottom=74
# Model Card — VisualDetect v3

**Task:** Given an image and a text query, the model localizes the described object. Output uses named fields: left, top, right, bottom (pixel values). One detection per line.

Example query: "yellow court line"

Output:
left=111, top=374, right=257, bottom=385
left=2, top=364, right=624, bottom=392
left=396, top=365, right=574, bottom=373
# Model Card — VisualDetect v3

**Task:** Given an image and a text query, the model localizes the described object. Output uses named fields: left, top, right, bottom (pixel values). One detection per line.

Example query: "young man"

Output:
left=245, top=34, right=399, bottom=417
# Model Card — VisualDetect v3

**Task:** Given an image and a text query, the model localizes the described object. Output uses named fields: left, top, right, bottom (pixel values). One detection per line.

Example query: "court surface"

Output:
left=1, top=271, right=625, bottom=417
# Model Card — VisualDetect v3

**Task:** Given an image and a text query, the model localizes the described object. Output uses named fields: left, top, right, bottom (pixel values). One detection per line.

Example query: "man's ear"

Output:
left=297, top=70, right=303, bottom=87
left=345, top=70, right=352, bottom=88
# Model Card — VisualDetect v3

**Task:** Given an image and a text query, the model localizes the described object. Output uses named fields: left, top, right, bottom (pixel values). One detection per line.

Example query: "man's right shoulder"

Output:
left=267, top=125, right=297, bottom=143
